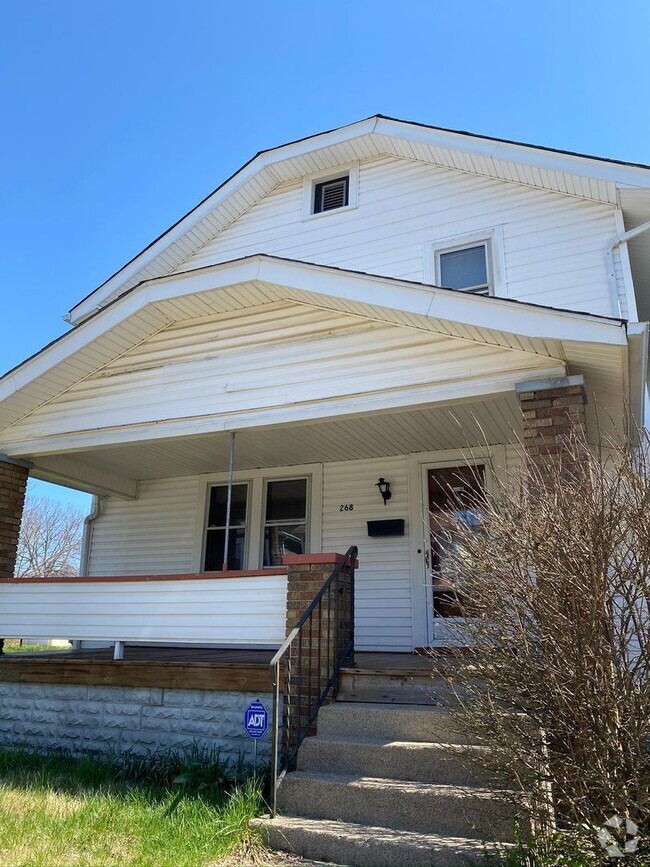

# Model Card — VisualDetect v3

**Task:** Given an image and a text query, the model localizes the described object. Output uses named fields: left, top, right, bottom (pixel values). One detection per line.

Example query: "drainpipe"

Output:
left=605, top=219, right=650, bottom=317
left=79, top=495, right=102, bottom=578
left=72, top=495, right=102, bottom=651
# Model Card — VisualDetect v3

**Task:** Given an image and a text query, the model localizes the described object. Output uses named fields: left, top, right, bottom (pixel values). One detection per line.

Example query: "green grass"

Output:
left=0, top=747, right=265, bottom=867
left=2, top=644, right=70, bottom=653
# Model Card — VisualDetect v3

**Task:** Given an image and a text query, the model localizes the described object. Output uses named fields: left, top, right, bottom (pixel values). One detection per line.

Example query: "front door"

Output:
left=422, top=464, right=485, bottom=646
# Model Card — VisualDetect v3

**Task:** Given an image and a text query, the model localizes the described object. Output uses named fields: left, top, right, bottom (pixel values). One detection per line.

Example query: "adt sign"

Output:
left=244, top=700, right=268, bottom=739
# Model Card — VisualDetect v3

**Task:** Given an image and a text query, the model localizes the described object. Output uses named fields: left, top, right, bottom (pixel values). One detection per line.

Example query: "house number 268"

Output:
left=339, top=504, right=354, bottom=511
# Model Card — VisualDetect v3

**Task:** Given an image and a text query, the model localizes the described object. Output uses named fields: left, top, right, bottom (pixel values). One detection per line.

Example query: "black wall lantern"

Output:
left=375, top=477, right=392, bottom=505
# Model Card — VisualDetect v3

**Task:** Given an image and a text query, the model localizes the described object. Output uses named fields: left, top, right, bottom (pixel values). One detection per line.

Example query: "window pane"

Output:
left=207, top=484, right=247, bottom=527
left=265, top=479, right=307, bottom=522
left=439, top=245, right=487, bottom=290
left=204, top=527, right=247, bottom=571
left=263, top=523, right=306, bottom=566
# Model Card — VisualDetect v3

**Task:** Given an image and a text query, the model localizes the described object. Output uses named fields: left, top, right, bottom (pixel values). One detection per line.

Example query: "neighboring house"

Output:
left=0, top=118, right=648, bottom=853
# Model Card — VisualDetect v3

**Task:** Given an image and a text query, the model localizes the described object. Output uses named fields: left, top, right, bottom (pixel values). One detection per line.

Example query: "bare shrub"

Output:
left=427, top=429, right=649, bottom=853
left=15, top=495, right=84, bottom=578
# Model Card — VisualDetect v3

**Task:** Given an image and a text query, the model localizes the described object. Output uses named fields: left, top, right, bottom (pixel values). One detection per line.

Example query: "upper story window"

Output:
left=314, top=176, right=349, bottom=213
left=302, top=162, right=359, bottom=220
left=438, top=244, right=491, bottom=295
left=425, top=228, right=505, bottom=298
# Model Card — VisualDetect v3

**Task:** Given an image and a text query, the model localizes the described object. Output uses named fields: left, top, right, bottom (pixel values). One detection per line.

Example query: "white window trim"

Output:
left=192, top=463, right=323, bottom=572
left=301, top=162, right=359, bottom=221
left=423, top=227, right=506, bottom=298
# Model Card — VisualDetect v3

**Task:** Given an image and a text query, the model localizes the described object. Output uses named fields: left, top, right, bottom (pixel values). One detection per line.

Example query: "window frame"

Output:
left=301, top=162, right=359, bottom=221
left=193, top=464, right=323, bottom=572
left=424, top=227, right=506, bottom=298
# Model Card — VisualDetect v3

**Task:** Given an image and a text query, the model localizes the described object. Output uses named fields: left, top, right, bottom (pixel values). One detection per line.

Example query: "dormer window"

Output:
left=313, top=176, right=349, bottom=213
left=302, top=163, right=359, bottom=220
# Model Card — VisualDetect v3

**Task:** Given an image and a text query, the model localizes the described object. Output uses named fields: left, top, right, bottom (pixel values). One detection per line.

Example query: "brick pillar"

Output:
left=515, top=375, right=587, bottom=465
left=0, top=456, right=30, bottom=655
left=0, top=456, right=30, bottom=580
left=282, top=552, right=357, bottom=757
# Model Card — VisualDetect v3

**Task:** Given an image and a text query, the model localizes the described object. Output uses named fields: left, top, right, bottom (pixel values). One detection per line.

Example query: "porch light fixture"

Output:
left=375, top=477, right=392, bottom=505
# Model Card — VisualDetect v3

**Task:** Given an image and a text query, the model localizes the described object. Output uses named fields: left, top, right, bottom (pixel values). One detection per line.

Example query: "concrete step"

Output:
left=253, top=815, right=495, bottom=867
left=317, top=702, right=480, bottom=745
left=276, top=771, right=518, bottom=840
left=338, top=669, right=458, bottom=704
left=297, top=735, right=492, bottom=786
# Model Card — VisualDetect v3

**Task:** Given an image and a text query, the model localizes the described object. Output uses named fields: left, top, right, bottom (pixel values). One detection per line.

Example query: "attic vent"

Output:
left=314, top=175, right=349, bottom=214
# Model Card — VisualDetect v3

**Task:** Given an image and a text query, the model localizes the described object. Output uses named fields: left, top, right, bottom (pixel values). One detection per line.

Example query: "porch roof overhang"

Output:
left=0, top=256, right=642, bottom=495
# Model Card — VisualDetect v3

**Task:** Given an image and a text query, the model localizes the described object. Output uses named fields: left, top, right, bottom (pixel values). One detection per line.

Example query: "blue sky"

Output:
left=1, top=0, right=649, bottom=512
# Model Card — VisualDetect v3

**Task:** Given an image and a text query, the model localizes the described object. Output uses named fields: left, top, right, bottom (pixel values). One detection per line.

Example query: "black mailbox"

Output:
left=367, top=519, right=405, bottom=537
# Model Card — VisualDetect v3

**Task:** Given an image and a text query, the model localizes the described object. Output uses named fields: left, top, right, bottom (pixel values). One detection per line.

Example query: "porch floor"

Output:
left=0, top=646, right=434, bottom=691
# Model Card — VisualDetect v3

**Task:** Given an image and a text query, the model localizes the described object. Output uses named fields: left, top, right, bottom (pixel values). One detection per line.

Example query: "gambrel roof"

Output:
left=67, top=115, right=650, bottom=327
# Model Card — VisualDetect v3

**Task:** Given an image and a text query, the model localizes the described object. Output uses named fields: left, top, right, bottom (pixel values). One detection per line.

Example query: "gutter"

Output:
left=606, top=219, right=650, bottom=316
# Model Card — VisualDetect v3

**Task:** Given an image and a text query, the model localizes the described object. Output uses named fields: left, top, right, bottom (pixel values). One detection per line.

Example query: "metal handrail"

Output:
left=269, top=546, right=357, bottom=816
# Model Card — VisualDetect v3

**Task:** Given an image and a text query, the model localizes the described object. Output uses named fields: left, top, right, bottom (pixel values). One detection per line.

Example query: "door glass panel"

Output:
left=264, top=479, right=308, bottom=566
left=427, top=465, right=485, bottom=618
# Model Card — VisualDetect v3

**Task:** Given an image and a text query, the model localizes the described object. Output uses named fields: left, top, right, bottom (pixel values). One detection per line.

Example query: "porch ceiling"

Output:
left=32, top=394, right=524, bottom=484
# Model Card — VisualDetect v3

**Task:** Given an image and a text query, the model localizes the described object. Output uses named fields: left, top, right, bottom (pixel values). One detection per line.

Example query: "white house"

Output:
left=0, top=116, right=649, bottom=861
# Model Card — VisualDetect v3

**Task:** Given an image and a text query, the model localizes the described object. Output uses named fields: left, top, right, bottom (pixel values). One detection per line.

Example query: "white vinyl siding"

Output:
left=86, top=446, right=532, bottom=651
left=0, top=574, right=287, bottom=646
left=321, top=455, right=412, bottom=652
left=177, top=156, right=620, bottom=317
left=88, top=477, right=200, bottom=576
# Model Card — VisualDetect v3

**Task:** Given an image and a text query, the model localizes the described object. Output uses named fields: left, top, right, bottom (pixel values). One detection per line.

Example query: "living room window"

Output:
left=197, top=468, right=319, bottom=573
left=204, top=483, right=249, bottom=571
left=263, top=478, right=308, bottom=566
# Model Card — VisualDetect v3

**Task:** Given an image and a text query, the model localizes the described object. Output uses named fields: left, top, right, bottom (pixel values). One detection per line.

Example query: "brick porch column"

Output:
left=0, top=455, right=30, bottom=655
left=515, top=375, right=587, bottom=464
left=0, top=455, right=30, bottom=580
left=282, top=552, right=357, bottom=754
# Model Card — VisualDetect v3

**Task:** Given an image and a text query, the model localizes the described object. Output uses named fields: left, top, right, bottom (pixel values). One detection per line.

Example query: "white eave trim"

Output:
left=0, top=256, right=628, bottom=408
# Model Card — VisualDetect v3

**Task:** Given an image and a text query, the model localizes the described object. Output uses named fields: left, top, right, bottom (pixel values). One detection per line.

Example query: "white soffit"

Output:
left=0, top=257, right=627, bottom=435
left=67, top=116, right=650, bottom=325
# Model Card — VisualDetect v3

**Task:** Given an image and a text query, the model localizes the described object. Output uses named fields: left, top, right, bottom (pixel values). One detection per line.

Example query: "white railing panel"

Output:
left=0, top=574, right=288, bottom=646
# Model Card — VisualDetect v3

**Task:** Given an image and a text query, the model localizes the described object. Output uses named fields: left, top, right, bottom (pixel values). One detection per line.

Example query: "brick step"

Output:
left=276, top=771, right=519, bottom=840
left=297, top=735, right=493, bottom=786
left=253, top=815, right=497, bottom=867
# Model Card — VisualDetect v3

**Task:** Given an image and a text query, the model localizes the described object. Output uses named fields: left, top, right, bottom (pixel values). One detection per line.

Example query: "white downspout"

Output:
left=72, top=494, right=102, bottom=651
left=79, top=495, right=102, bottom=578
left=605, top=219, right=650, bottom=317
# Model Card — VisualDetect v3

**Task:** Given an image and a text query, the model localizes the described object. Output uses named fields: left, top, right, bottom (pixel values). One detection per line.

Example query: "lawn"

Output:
left=0, top=747, right=265, bottom=867
left=2, top=643, right=70, bottom=653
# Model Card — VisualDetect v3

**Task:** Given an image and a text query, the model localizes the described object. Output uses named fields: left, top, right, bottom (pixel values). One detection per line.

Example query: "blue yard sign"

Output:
left=244, top=700, right=268, bottom=739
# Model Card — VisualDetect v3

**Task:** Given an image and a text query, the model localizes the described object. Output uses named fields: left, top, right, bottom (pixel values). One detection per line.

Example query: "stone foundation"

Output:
left=0, top=682, right=273, bottom=762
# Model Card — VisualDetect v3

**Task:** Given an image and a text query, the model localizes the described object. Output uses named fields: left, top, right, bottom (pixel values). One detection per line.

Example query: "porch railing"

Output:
left=269, top=545, right=357, bottom=816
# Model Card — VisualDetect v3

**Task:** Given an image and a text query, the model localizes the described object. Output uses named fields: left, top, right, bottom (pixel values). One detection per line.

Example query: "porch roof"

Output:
left=0, top=256, right=642, bottom=495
